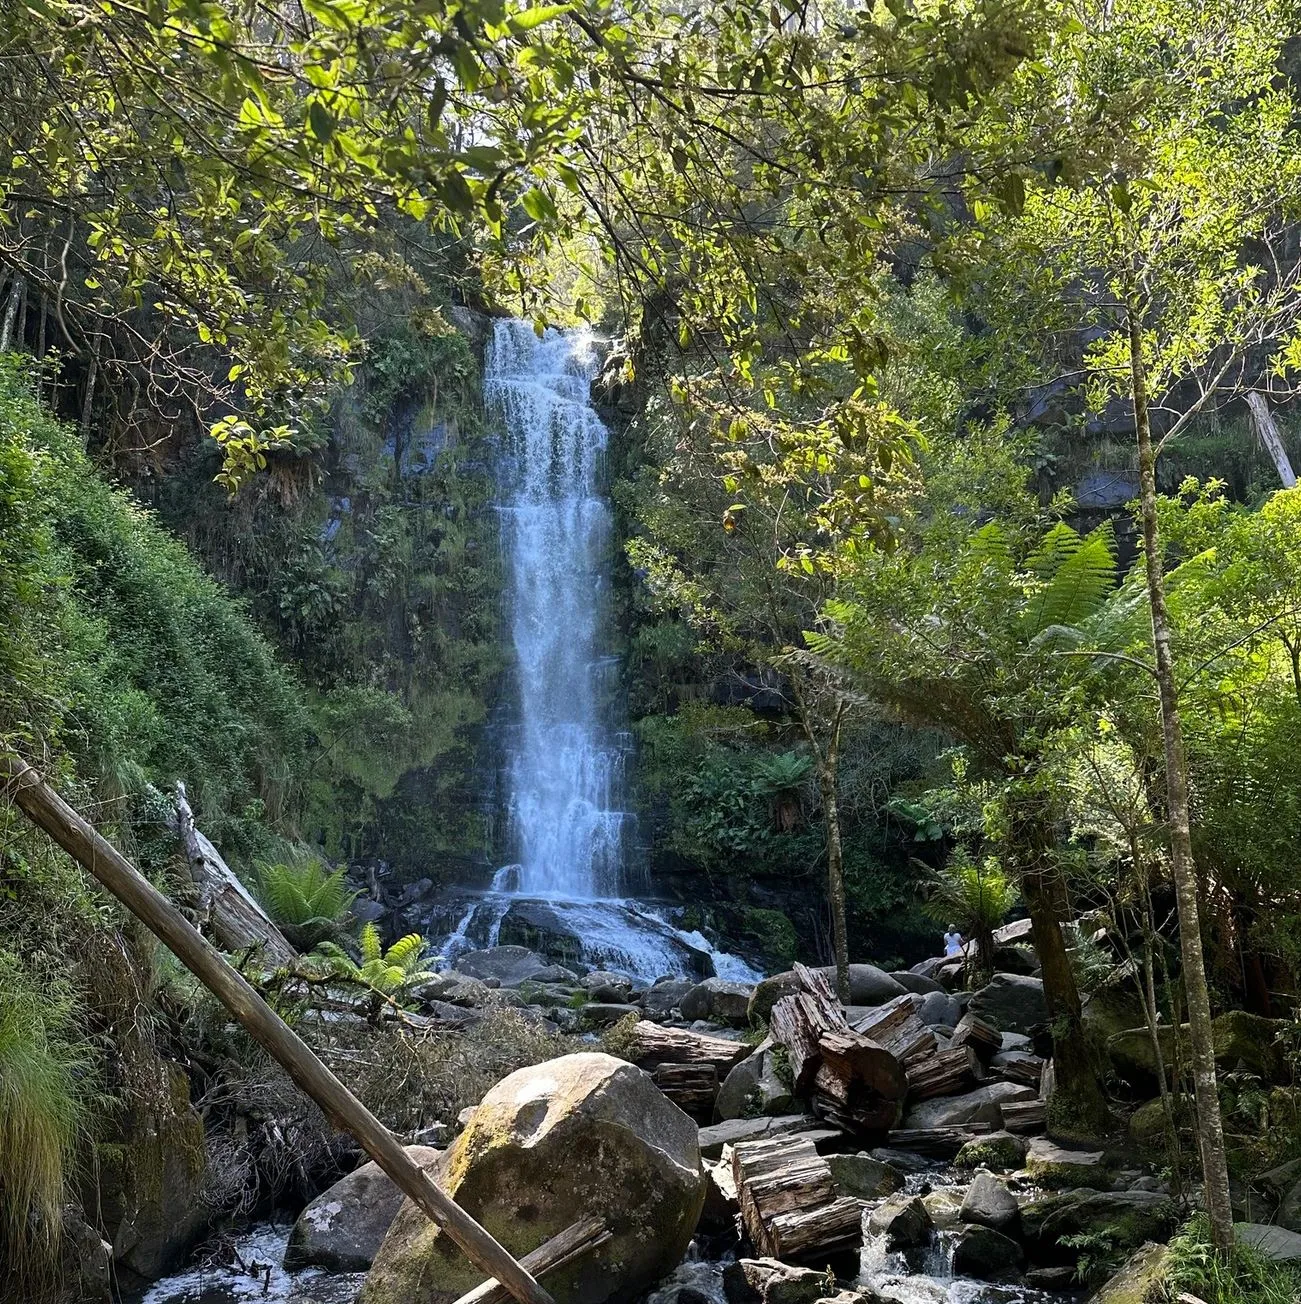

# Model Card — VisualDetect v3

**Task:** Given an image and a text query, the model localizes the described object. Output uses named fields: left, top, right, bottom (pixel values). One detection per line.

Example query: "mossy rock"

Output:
left=1021, top=1190, right=1177, bottom=1265
left=1026, top=1139, right=1114, bottom=1191
left=360, top=1053, right=705, bottom=1304
left=954, top=1131, right=1029, bottom=1172
left=1108, top=1013, right=1287, bottom=1086
left=1086, top=1242, right=1168, bottom=1304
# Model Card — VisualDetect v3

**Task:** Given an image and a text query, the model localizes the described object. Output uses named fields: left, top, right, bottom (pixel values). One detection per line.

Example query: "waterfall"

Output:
left=432, top=320, right=761, bottom=985
left=486, top=319, right=630, bottom=898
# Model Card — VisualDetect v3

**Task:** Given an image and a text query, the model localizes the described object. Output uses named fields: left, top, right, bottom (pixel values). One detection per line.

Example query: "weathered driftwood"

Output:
left=1246, top=390, right=1298, bottom=488
left=0, top=752, right=555, bottom=1304
left=1000, top=1100, right=1048, bottom=1134
left=732, top=1133, right=862, bottom=1261
left=950, top=1013, right=1002, bottom=1062
left=885, top=1124, right=992, bottom=1158
left=651, top=1062, right=719, bottom=1116
left=850, top=995, right=937, bottom=1064
left=173, top=781, right=298, bottom=968
left=905, top=1046, right=980, bottom=1101
left=632, top=1020, right=749, bottom=1075
left=451, top=1216, right=612, bottom=1304
left=768, top=964, right=907, bottom=1135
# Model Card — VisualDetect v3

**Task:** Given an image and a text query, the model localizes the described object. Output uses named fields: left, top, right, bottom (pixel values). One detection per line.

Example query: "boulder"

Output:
left=960, top=1172, right=1020, bottom=1233
left=902, top=1081, right=1037, bottom=1130
left=1025, top=1138, right=1113, bottom=1191
left=681, top=978, right=755, bottom=1026
left=921, top=1187, right=966, bottom=1229
left=697, top=1115, right=823, bottom=1160
left=716, top=1046, right=792, bottom=1121
left=827, top=1153, right=905, bottom=1200
left=723, top=1258, right=829, bottom=1304
left=439, top=975, right=493, bottom=1008
left=749, top=965, right=906, bottom=1021
left=889, top=972, right=944, bottom=996
left=1109, top=1011, right=1287, bottom=1086
left=954, top=1131, right=1028, bottom=1172
left=1236, top=1222, right=1301, bottom=1261
left=951, top=1225, right=1024, bottom=1279
left=582, top=970, right=635, bottom=1002
left=578, top=1002, right=641, bottom=1028
left=286, top=1147, right=442, bottom=1273
left=452, top=946, right=553, bottom=987
left=1272, top=1177, right=1301, bottom=1234
left=917, top=991, right=963, bottom=1029
left=1086, top=1242, right=1168, bottom=1304
left=968, top=974, right=1048, bottom=1035
left=867, top=1196, right=933, bottom=1248
left=643, top=979, right=695, bottom=1017
left=1020, top=1190, right=1176, bottom=1263
left=360, top=1054, right=705, bottom=1304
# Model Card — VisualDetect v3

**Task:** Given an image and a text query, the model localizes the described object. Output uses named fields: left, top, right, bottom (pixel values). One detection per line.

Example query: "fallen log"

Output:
left=885, top=1124, right=992, bottom=1158
left=850, top=995, right=937, bottom=1064
left=904, top=1047, right=980, bottom=1101
left=452, top=1216, right=612, bottom=1304
left=732, top=1133, right=862, bottom=1262
left=989, top=1051, right=1044, bottom=1088
left=767, top=964, right=907, bottom=1135
left=632, top=1021, right=749, bottom=1075
left=1000, top=1100, right=1048, bottom=1134
left=651, top=1062, right=719, bottom=1116
left=950, top=1013, right=1001, bottom=1062
left=173, top=781, right=298, bottom=968
left=0, top=752, right=555, bottom=1304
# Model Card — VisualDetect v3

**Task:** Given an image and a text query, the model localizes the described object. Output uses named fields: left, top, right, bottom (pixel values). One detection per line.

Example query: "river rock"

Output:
left=582, top=970, right=636, bottom=1003
left=951, top=1225, right=1024, bottom=1279
left=1235, top=1222, right=1301, bottom=1261
left=954, top=1130, right=1029, bottom=1172
left=749, top=965, right=906, bottom=1020
left=1109, top=1011, right=1287, bottom=1086
left=960, top=1172, right=1020, bottom=1232
left=1020, top=1190, right=1176, bottom=1263
left=360, top=1053, right=705, bottom=1304
left=1271, top=1176, right=1301, bottom=1233
left=968, top=974, right=1047, bottom=1034
left=902, top=1081, right=1037, bottom=1130
left=1086, top=1242, right=1168, bottom=1304
left=643, top=979, right=695, bottom=1017
left=286, top=1147, right=442, bottom=1273
left=917, top=991, right=963, bottom=1028
left=716, top=1045, right=792, bottom=1120
left=681, top=978, right=754, bottom=1025
left=827, top=1153, right=904, bottom=1200
left=867, top=1196, right=933, bottom=1248
left=579, top=1002, right=641, bottom=1028
left=723, top=1258, right=829, bottom=1304
left=453, top=946, right=553, bottom=987
left=1025, top=1138, right=1112, bottom=1190
left=288, top=1275, right=367, bottom=1303
left=888, top=972, right=944, bottom=996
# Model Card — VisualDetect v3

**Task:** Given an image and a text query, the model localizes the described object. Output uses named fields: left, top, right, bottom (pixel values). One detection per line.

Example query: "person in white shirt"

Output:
left=943, top=925, right=964, bottom=957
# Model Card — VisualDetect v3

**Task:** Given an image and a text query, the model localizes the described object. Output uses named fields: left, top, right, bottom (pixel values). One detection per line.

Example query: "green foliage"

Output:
left=316, top=924, right=436, bottom=998
left=0, top=950, right=90, bottom=1281
left=255, top=859, right=356, bottom=951
left=1165, top=1216, right=1301, bottom=1304
left=923, top=848, right=1018, bottom=980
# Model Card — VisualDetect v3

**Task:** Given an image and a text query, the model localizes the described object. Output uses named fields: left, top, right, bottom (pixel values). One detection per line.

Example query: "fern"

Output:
left=359, top=921, right=383, bottom=966
left=254, top=859, right=356, bottom=951
left=315, top=929, right=437, bottom=999
left=1022, top=523, right=1117, bottom=638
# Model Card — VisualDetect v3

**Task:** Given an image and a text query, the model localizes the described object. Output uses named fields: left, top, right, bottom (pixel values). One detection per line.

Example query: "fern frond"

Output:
left=359, top=922, right=383, bottom=965
left=385, top=933, right=429, bottom=974
left=1023, top=524, right=1116, bottom=637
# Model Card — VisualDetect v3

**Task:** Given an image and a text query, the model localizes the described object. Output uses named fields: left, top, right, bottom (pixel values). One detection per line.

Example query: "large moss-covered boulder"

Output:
left=1109, top=1012, right=1287, bottom=1087
left=1086, top=1242, right=1168, bottom=1304
left=1021, top=1190, right=1176, bottom=1265
left=360, top=1054, right=705, bottom=1304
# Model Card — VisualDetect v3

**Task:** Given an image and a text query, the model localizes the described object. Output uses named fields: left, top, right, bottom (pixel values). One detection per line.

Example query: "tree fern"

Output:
left=316, top=928, right=436, bottom=1000
left=254, top=859, right=356, bottom=950
left=1022, top=523, right=1117, bottom=638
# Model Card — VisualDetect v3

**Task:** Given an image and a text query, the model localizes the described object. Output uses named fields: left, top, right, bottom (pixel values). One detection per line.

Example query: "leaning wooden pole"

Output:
left=0, top=752, right=556, bottom=1304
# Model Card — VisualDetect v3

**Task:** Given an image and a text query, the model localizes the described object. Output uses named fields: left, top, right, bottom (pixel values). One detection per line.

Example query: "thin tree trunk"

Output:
left=1127, top=296, right=1235, bottom=1253
left=80, top=332, right=101, bottom=448
left=1245, top=391, right=1297, bottom=488
left=0, top=274, right=24, bottom=351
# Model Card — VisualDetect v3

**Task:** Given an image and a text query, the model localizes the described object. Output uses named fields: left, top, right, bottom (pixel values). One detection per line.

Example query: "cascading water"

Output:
left=436, top=321, right=759, bottom=983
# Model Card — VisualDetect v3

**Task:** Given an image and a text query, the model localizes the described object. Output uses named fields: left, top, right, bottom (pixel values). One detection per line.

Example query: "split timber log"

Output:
left=651, top=1062, right=719, bottom=1116
left=886, top=1124, right=992, bottom=1158
left=173, top=780, right=298, bottom=968
left=451, top=1216, right=613, bottom=1304
left=732, top=1134, right=863, bottom=1262
left=904, top=1046, right=981, bottom=1101
left=766, top=963, right=907, bottom=1135
left=850, top=995, right=938, bottom=1064
left=632, top=1020, right=750, bottom=1076
left=990, top=1051, right=1045, bottom=1088
left=0, top=752, right=556, bottom=1304
left=1000, top=1100, right=1048, bottom=1134
left=950, top=1013, right=1002, bottom=1062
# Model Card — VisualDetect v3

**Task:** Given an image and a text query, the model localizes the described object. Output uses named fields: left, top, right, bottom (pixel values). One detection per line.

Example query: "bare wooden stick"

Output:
left=0, top=752, right=555, bottom=1304
left=451, top=1215, right=612, bottom=1304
